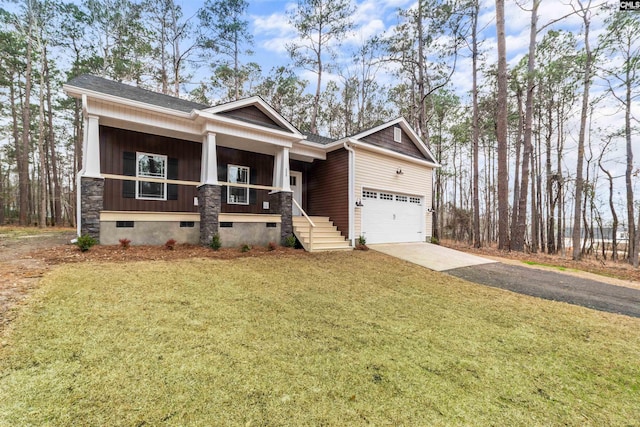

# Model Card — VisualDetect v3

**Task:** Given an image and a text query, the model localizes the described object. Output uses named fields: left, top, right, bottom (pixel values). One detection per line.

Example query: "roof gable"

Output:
left=204, top=96, right=299, bottom=134
left=217, top=105, right=288, bottom=132
left=348, top=118, right=436, bottom=163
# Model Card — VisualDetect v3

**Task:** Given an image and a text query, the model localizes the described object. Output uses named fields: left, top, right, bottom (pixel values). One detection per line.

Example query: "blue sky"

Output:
left=177, top=0, right=610, bottom=89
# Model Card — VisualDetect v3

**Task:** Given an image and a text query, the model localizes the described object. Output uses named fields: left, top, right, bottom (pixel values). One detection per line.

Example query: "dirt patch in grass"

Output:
left=0, top=228, right=76, bottom=331
left=441, top=239, right=640, bottom=284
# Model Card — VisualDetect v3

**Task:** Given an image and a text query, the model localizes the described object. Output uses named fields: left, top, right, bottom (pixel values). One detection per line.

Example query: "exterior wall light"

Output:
left=396, top=168, right=403, bottom=175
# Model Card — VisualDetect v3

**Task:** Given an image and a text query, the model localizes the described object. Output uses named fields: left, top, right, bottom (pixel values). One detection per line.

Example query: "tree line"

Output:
left=0, top=0, right=638, bottom=265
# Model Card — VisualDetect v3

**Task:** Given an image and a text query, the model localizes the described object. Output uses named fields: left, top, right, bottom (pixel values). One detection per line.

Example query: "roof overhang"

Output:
left=64, top=82, right=327, bottom=161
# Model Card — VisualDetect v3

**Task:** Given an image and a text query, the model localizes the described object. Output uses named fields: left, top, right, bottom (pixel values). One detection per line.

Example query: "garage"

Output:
left=360, top=189, right=424, bottom=244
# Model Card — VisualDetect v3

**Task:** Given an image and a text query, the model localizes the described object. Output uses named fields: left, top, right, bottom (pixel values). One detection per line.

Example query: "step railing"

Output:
left=292, top=198, right=315, bottom=251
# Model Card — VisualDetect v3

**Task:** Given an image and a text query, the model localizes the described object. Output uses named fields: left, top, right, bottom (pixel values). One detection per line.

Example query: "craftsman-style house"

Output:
left=64, top=75, right=438, bottom=251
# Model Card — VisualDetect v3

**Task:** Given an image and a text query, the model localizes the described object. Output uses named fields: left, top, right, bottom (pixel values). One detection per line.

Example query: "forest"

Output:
left=0, top=0, right=638, bottom=265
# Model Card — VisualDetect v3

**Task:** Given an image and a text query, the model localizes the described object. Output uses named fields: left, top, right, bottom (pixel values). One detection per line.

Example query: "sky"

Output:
left=177, top=0, right=611, bottom=92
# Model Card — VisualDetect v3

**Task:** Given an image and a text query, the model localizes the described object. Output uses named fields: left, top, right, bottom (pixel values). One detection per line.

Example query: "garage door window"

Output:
left=396, top=195, right=408, bottom=202
left=363, top=190, right=377, bottom=199
left=380, top=193, right=393, bottom=200
left=410, top=197, right=421, bottom=204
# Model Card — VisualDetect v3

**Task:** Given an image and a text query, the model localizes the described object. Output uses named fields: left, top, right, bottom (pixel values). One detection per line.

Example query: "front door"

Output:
left=290, top=171, right=303, bottom=216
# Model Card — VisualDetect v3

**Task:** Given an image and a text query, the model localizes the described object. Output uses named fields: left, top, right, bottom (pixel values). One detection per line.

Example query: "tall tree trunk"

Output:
left=0, top=159, right=4, bottom=224
left=495, top=0, right=510, bottom=249
left=19, top=9, right=34, bottom=225
left=471, top=0, right=480, bottom=248
left=9, top=74, right=22, bottom=224
left=513, top=0, right=539, bottom=252
left=510, top=86, right=523, bottom=246
left=37, top=25, right=48, bottom=228
left=556, top=99, right=565, bottom=255
left=572, top=0, right=593, bottom=261
left=44, top=48, right=62, bottom=225
left=309, top=31, right=322, bottom=134
left=624, top=56, right=636, bottom=265
left=634, top=209, right=640, bottom=268
left=546, top=99, right=556, bottom=254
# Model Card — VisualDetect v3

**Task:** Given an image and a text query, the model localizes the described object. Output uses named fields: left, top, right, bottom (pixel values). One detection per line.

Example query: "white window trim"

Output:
left=227, top=164, right=250, bottom=205
left=136, top=151, right=167, bottom=201
left=393, top=127, right=402, bottom=143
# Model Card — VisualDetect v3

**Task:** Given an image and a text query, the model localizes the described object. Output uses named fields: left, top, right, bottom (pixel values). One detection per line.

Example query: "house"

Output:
left=63, top=75, right=439, bottom=250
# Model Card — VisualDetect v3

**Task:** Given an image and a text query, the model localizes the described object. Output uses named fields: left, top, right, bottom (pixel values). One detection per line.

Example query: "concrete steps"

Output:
left=292, top=216, right=352, bottom=252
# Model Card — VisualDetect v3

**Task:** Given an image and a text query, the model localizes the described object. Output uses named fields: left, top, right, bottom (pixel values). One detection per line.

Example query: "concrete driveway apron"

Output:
left=369, top=242, right=497, bottom=271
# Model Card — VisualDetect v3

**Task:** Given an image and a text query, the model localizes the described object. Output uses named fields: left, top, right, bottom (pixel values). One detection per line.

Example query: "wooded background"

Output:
left=0, top=0, right=638, bottom=265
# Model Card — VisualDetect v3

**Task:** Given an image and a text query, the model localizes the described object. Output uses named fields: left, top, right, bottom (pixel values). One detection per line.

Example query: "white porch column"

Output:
left=281, top=147, right=291, bottom=192
left=272, top=149, right=283, bottom=189
left=82, top=114, right=101, bottom=178
left=201, top=131, right=218, bottom=185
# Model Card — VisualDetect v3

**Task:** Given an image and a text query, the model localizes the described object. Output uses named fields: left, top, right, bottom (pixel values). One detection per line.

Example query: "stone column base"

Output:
left=80, top=176, right=104, bottom=241
left=269, top=191, right=293, bottom=243
left=198, top=184, right=221, bottom=245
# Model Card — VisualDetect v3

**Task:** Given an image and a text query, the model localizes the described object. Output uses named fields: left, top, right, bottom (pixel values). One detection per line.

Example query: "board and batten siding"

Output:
left=216, top=146, right=275, bottom=214
left=100, top=126, right=201, bottom=212
left=360, top=126, right=428, bottom=161
left=307, top=148, right=349, bottom=237
left=354, top=149, right=433, bottom=240
left=218, top=105, right=288, bottom=131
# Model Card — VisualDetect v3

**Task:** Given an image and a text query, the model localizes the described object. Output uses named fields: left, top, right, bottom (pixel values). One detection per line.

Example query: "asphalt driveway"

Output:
left=370, top=243, right=640, bottom=318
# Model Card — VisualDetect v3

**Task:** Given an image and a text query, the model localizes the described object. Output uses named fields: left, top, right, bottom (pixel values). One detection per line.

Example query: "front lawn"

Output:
left=1, top=251, right=638, bottom=425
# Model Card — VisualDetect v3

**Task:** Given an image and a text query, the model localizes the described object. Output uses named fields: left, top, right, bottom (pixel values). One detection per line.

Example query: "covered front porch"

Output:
left=75, top=91, right=327, bottom=247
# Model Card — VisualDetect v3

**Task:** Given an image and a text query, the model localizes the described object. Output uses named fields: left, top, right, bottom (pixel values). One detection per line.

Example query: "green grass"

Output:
left=0, top=226, right=74, bottom=240
left=1, top=252, right=639, bottom=426
left=522, top=260, right=568, bottom=271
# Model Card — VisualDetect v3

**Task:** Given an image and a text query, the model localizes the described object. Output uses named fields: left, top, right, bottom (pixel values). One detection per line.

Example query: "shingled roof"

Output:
left=66, top=74, right=209, bottom=113
left=302, top=131, right=335, bottom=145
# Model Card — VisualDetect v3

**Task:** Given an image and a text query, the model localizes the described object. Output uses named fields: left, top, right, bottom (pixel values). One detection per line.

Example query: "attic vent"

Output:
left=393, top=127, right=402, bottom=143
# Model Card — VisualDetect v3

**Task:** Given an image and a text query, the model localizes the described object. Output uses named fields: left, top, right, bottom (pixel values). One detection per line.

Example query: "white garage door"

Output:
left=361, top=189, right=424, bottom=244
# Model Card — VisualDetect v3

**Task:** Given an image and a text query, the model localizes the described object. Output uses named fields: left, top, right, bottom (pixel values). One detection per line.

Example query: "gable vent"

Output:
left=393, top=127, right=402, bottom=143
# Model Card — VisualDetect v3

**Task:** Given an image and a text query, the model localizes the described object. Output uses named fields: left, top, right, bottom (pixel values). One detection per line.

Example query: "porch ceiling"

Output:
left=216, top=133, right=282, bottom=156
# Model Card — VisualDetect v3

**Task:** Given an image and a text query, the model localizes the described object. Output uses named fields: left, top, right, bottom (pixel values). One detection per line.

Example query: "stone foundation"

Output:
left=197, top=184, right=221, bottom=245
left=80, top=177, right=104, bottom=241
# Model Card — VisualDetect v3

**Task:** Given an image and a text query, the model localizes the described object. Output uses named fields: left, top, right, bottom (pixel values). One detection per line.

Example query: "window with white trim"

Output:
left=380, top=193, right=393, bottom=200
left=227, top=165, right=249, bottom=205
left=393, top=127, right=402, bottom=143
left=409, top=197, right=422, bottom=205
left=363, top=190, right=378, bottom=199
left=137, top=152, right=167, bottom=200
left=396, top=195, right=408, bottom=202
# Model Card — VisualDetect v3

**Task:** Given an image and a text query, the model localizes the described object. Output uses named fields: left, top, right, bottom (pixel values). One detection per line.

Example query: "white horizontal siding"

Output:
left=89, top=100, right=202, bottom=142
left=354, top=149, right=433, bottom=239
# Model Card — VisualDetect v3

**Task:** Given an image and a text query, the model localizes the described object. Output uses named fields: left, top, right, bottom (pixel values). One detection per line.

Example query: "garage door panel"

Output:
left=361, top=189, right=424, bottom=244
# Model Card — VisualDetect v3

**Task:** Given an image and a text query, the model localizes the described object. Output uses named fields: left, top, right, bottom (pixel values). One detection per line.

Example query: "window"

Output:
left=396, top=195, right=408, bottom=202
left=410, top=197, right=422, bottom=205
left=137, top=152, right=167, bottom=200
left=290, top=175, right=297, bottom=186
left=227, top=165, right=249, bottom=205
left=393, top=127, right=402, bottom=143
left=380, top=193, right=393, bottom=200
left=363, top=190, right=377, bottom=199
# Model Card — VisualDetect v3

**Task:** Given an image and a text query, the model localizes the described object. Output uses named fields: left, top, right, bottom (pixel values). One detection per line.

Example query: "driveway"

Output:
left=370, top=242, right=640, bottom=318
left=369, top=242, right=497, bottom=271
